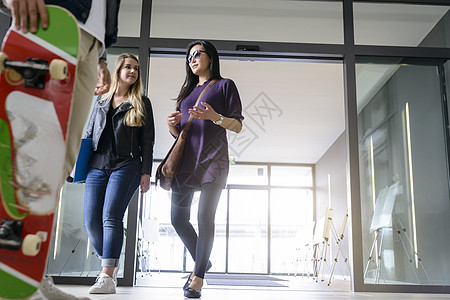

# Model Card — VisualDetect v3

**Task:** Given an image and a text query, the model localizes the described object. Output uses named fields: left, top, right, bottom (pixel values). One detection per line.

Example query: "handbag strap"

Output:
left=180, top=79, right=218, bottom=139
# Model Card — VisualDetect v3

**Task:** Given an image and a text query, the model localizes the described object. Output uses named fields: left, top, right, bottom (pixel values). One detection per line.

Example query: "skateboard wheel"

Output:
left=0, top=52, right=8, bottom=73
left=49, top=59, right=67, bottom=80
left=22, top=234, right=42, bottom=256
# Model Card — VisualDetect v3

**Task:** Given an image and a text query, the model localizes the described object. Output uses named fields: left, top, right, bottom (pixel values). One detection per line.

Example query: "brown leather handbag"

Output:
left=156, top=80, right=217, bottom=190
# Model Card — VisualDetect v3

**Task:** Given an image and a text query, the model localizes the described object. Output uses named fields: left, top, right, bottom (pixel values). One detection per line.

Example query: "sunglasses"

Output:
left=187, top=50, right=207, bottom=63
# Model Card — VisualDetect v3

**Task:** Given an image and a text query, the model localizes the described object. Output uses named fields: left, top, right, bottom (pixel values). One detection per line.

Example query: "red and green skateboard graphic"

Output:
left=0, top=6, right=79, bottom=299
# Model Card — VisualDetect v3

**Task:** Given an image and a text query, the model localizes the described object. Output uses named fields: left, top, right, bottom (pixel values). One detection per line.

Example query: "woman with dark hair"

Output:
left=84, top=53, right=155, bottom=294
left=166, top=40, right=244, bottom=298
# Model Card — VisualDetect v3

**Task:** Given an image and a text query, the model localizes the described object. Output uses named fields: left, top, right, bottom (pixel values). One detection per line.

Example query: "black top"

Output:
left=89, top=102, right=136, bottom=170
left=85, top=94, right=155, bottom=175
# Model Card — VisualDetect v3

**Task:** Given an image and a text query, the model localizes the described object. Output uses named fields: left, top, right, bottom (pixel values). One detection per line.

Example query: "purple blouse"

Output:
left=174, top=78, right=243, bottom=188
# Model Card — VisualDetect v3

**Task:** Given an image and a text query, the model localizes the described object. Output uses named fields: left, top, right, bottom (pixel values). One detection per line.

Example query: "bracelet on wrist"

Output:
left=213, top=114, right=224, bottom=125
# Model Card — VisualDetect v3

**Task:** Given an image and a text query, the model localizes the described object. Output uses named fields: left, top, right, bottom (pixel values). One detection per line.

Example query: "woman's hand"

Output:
left=167, top=111, right=182, bottom=127
left=140, top=174, right=150, bottom=193
left=189, top=102, right=220, bottom=122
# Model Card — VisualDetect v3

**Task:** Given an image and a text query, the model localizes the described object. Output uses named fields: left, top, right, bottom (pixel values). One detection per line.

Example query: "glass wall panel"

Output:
left=227, top=164, right=268, bottom=186
left=271, top=165, right=313, bottom=187
left=270, top=188, right=313, bottom=274
left=46, top=183, right=100, bottom=277
left=117, top=0, right=142, bottom=37
left=228, top=189, right=268, bottom=273
left=354, top=3, right=450, bottom=47
left=150, top=0, right=343, bottom=44
left=356, top=59, right=450, bottom=285
left=139, top=185, right=183, bottom=273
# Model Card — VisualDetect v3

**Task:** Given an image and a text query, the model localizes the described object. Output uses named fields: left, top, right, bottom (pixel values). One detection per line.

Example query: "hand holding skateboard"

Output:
left=3, top=0, right=48, bottom=33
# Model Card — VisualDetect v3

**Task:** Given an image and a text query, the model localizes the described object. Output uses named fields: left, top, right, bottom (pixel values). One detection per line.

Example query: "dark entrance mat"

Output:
left=206, top=278, right=287, bottom=287
left=198, top=274, right=288, bottom=287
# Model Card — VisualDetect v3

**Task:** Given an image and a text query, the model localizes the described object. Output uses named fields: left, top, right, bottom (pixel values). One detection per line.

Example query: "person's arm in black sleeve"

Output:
left=140, top=96, right=155, bottom=177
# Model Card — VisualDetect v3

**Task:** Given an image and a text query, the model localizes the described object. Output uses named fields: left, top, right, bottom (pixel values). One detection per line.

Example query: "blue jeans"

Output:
left=84, top=159, right=141, bottom=268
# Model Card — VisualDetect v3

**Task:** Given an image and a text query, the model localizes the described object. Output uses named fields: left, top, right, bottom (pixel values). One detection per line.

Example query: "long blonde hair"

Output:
left=103, top=53, right=146, bottom=127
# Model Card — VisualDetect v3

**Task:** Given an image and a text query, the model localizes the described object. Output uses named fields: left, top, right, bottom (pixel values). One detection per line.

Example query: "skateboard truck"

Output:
left=0, top=218, right=23, bottom=251
left=0, top=218, right=45, bottom=256
left=0, top=53, right=67, bottom=89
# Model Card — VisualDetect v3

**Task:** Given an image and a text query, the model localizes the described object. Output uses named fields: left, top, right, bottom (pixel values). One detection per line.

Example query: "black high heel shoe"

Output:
left=183, top=276, right=193, bottom=291
left=184, top=287, right=201, bottom=298
left=183, top=261, right=212, bottom=291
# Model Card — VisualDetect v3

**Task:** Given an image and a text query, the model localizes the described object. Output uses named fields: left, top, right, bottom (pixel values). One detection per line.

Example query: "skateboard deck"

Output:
left=0, top=6, right=79, bottom=299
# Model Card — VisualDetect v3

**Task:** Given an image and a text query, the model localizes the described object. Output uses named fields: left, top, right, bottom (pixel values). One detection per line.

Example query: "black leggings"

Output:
left=171, top=182, right=222, bottom=278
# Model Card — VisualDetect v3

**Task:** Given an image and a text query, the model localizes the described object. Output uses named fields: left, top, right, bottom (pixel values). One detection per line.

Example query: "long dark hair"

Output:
left=175, top=40, right=223, bottom=107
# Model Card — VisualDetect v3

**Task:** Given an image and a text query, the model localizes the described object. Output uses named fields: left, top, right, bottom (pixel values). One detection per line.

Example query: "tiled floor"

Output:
left=55, top=273, right=450, bottom=300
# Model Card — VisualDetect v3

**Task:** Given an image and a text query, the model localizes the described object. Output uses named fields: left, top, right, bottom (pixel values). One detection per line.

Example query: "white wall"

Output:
left=315, top=132, right=350, bottom=277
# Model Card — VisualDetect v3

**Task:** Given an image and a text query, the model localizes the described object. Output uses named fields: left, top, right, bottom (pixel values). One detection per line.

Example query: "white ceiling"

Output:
left=115, top=1, right=449, bottom=164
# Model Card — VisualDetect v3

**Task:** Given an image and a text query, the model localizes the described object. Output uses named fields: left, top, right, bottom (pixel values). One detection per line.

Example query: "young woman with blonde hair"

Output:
left=83, top=53, right=155, bottom=294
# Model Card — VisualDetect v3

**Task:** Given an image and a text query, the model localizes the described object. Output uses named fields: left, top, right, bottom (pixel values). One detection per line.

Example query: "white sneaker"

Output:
left=37, top=276, right=91, bottom=300
left=29, top=290, right=46, bottom=300
left=88, top=273, right=116, bottom=294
